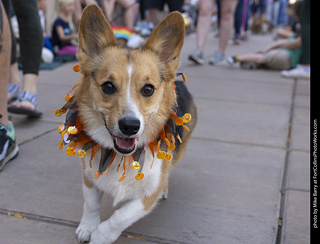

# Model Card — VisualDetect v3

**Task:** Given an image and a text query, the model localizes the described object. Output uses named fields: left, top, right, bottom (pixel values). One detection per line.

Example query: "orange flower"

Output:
left=73, top=63, right=80, bottom=72
left=135, top=172, right=144, bottom=180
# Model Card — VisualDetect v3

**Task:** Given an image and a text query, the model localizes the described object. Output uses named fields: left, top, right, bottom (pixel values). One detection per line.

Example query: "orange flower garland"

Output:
left=55, top=64, right=191, bottom=182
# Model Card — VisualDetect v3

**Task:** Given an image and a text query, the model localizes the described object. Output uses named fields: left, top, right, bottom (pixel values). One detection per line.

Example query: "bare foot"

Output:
left=9, top=99, right=36, bottom=111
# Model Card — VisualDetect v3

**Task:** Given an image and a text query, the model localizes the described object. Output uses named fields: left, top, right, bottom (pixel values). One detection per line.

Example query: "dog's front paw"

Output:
left=89, top=229, right=109, bottom=244
left=89, top=227, right=120, bottom=244
left=76, top=223, right=96, bottom=243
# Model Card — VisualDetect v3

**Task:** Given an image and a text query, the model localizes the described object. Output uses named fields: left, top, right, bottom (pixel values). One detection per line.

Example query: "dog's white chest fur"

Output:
left=83, top=147, right=162, bottom=207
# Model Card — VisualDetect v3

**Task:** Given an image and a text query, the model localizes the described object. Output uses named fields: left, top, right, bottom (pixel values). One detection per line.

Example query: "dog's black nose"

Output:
left=118, top=117, right=140, bottom=136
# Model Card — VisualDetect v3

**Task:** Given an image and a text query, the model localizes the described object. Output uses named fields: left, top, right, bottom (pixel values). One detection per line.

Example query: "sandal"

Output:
left=7, top=82, right=21, bottom=104
left=8, top=91, right=42, bottom=117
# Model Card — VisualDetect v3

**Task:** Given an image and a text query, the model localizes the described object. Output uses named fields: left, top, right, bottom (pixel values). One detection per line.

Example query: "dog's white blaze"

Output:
left=125, top=64, right=144, bottom=135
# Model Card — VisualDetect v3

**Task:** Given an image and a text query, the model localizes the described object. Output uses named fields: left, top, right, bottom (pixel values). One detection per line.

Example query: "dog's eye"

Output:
left=102, top=81, right=117, bottom=94
left=141, top=84, right=154, bottom=97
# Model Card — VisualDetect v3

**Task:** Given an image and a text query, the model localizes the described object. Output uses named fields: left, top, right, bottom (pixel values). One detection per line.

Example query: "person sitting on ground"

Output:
left=227, top=36, right=302, bottom=71
left=274, top=0, right=301, bottom=40
left=51, top=0, right=78, bottom=56
left=38, top=0, right=54, bottom=63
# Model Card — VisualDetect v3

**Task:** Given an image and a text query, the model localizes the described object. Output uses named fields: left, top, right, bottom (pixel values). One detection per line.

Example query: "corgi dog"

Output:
left=68, top=5, right=197, bottom=244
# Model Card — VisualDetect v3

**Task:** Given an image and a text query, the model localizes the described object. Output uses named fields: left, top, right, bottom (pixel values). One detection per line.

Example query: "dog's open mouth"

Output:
left=113, top=137, right=137, bottom=154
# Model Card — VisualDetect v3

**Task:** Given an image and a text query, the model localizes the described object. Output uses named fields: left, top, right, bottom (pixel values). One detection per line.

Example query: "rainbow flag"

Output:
left=112, top=26, right=133, bottom=41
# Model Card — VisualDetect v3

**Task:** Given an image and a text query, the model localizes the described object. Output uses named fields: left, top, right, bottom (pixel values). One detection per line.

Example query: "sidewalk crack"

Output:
left=274, top=79, right=297, bottom=244
left=18, top=127, right=57, bottom=146
left=0, top=208, right=192, bottom=244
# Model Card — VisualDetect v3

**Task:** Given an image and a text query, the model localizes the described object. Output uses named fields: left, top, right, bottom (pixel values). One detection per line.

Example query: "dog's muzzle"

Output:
left=112, top=117, right=141, bottom=154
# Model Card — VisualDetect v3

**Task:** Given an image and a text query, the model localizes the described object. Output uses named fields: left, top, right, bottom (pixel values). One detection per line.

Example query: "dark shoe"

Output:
left=240, top=61, right=257, bottom=70
left=188, top=49, right=204, bottom=65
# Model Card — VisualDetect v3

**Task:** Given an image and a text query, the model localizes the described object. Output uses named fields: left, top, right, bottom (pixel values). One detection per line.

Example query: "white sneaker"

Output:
left=127, top=33, right=145, bottom=49
left=281, top=64, right=310, bottom=80
left=209, top=50, right=226, bottom=66
left=226, top=56, right=238, bottom=68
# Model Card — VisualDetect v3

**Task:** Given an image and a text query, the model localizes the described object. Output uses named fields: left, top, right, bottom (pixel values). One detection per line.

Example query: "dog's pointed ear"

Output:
left=78, top=5, right=116, bottom=59
left=142, top=12, right=185, bottom=63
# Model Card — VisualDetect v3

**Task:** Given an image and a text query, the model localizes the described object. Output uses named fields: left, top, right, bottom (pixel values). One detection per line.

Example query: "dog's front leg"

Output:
left=76, top=183, right=103, bottom=243
left=89, top=198, right=151, bottom=244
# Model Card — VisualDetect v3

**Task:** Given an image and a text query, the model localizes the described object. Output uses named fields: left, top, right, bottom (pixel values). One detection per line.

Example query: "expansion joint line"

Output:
left=275, top=79, right=298, bottom=244
left=0, top=208, right=191, bottom=244
left=18, top=127, right=57, bottom=146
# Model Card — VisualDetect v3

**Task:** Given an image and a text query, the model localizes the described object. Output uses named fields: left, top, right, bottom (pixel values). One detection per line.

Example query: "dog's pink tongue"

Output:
left=116, top=138, right=136, bottom=150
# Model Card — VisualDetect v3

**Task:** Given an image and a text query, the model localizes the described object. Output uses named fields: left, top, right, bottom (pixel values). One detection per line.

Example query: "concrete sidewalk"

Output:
left=0, top=32, right=310, bottom=244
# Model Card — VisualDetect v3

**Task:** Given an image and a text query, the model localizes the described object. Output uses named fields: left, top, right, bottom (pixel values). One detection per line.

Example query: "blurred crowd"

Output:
left=5, top=0, right=307, bottom=63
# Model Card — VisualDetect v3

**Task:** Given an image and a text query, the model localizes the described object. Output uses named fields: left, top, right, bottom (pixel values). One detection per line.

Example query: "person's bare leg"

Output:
left=276, top=28, right=294, bottom=39
left=0, top=2, right=11, bottom=127
left=10, top=62, right=20, bottom=85
left=218, top=0, right=237, bottom=53
left=117, top=0, right=138, bottom=29
left=149, top=8, right=163, bottom=26
left=7, top=62, right=21, bottom=101
left=237, top=53, right=264, bottom=63
left=0, top=1, right=19, bottom=169
left=21, top=74, right=37, bottom=94
left=100, top=0, right=116, bottom=22
left=196, top=0, right=214, bottom=51
left=7, top=0, right=42, bottom=115
left=10, top=74, right=38, bottom=110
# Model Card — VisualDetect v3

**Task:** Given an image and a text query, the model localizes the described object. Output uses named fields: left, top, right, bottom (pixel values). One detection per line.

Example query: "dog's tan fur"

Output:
left=73, top=5, right=197, bottom=244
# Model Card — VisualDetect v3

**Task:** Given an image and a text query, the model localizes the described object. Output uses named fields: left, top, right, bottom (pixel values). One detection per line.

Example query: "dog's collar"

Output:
left=54, top=64, right=191, bottom=182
